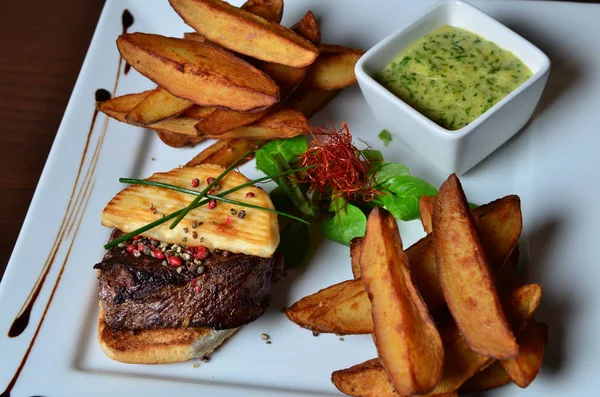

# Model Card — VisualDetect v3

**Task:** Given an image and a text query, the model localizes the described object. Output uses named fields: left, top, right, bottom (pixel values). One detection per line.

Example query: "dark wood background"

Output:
left=0, top=1, right=105, bottom=281
left=0, top=0, right=597, bottom=282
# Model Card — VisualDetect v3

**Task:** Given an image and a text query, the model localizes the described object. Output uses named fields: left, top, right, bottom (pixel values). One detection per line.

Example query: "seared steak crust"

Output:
left=95, top=230, right=283, bottom=330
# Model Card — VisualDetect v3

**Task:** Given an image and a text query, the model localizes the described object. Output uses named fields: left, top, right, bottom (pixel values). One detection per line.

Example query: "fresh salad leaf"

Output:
left=321, top=197, right=367, bottom=245
left=256, top=136, right=308, bottom=177
left=377, top=175, right=438, bottom=221
left=280, top=222, right=310, bottom=269
left=378, top=129, right=393, bottom=146
left=373, top=162, right=411, bottom=184
left=362, top=149, right=384, bottom=165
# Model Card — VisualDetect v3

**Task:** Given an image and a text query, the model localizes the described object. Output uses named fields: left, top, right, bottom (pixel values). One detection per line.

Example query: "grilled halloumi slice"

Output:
left=101, top=164, right=279, bottom=258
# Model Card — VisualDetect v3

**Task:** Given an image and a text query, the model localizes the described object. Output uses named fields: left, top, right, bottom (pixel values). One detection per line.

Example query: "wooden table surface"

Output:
left=0, top=0, right=597, bottom=283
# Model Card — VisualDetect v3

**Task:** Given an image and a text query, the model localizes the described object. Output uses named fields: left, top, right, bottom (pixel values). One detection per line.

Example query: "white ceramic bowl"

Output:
left=355, top=0, right=551, bottom=175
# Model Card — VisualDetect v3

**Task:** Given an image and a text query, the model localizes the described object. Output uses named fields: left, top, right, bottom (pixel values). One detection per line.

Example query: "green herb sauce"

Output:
left=377, top=25, right=532, bottom=130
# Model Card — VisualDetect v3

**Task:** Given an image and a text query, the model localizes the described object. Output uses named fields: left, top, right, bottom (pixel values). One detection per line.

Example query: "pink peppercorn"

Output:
left=126, top=244, right=135, bottom=253
left=208, top=199, right=217, bottom=209
left=137, top=243, right=145, bottom=251
left=191, top=178, right=200, bottom=188
left=194, top=285, right=202, bottom=292
left=245, top=192, right=255, bottom=199
left=169, top=256, right=182, bottom=267
left=154, top=250, right=165, bottom=259
left=206, top=177, right=215, bottom=184
left=196, top=246, right=209, bottom=260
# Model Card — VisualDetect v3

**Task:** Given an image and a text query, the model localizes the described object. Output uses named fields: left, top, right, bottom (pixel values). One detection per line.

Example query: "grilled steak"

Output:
left=95, top=230, right=283, bottom=330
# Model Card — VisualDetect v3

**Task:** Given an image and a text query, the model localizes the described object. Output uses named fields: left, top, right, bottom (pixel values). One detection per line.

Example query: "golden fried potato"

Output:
left=360, top=208, right=443, bottom=395
left=285, top=89, right=339, bottom=118
left=331, top=284, right=541, bottom=397
left=291, top=11, right=321, bottom=45
left=500, top=321, right=548, bottom=388
left=240, top=0, right=283, bottom=23
left=125, top=87, right=193, bottom=125
left=308, top=280, right=373, bottom=334
left=117, top=33, right=279, bottom=111
left=97, top=91, right=153, bottom=119
left=155, top=130, right=205, bottom=148
left=197, top=109, right=308, bottom=139
left=302, top=45, right=364, bottom=90
left=459, top=362, right=511, bottom=393
left=433, top=174, right=518, bottom=359
left=419, top=195, right=436, bottom=234
left=186, top=139, right=267, bottom=168
left=350, top=237, right=362, bottom=279
left=284, top=280, right=353, bottom=332
left=169, top=0, right=318, bottom=67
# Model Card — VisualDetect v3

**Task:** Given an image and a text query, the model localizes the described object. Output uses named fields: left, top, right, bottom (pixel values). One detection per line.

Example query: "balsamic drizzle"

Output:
left=2, top=9, right=133, bottom=396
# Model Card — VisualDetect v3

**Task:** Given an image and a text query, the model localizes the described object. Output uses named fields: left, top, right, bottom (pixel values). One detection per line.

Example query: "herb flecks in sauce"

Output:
left=378, top=26, right=532, bottom=130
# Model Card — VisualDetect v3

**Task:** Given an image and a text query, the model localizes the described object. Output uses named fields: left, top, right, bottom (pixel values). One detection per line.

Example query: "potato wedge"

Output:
left=292, top=195, right=523, bottom=334
left=125, top=86, right=193, bottom=125
left=284, top=280, right=352, bottom=332
left=197, top=109, right=308, bottom=139
left=308, top=279, right=373, bottom=334
left=292, top=11, right=321, bottom=45
left=285, top=89, right=339, bottom=118
left=193, top=12, right=318, bottom=137
left=360, top=208, right=443, bottom=395
left=117, top=33, right=279, bottom=111
left=459, top=362, right=511, bottom=393
left=350, top=237, right=362, bottom=279
left=186, top=138, right=267, bottom=168
left=501, top=321, right=548, bottom=388
left=419, top=195, right=436, bottom=234
left=240, top=0, right=283, bottom=23
left=102, top=165, right=278, bottom=257
left=155, top=130, right=205, bottom=148
left=331, top=284, right=541, bottom=397
left=433, top=174, right=518, bottom=359
left=97, top=91, right=153, bottom=118
left=302, top=45, right=364, bottom=90
left=169, top=0, right=318, bottom=67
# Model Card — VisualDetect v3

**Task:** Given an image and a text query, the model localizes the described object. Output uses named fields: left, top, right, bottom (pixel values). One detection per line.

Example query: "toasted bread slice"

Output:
left=98, top=307, right=236, bottom=364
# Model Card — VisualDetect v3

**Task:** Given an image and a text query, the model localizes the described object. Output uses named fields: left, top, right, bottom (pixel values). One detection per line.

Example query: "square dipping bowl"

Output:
left=355, top=0, right=551, bottom=175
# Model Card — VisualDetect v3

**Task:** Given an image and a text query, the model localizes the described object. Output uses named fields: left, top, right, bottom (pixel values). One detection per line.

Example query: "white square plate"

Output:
left=1, top=0, right=599, bottom=396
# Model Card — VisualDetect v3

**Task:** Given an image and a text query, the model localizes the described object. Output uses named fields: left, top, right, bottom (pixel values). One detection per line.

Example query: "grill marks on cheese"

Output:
left=102, top=165, right=279, bottom=258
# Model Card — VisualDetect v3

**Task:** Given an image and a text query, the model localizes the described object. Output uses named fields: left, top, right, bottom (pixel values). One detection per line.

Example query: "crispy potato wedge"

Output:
left=186, top=138, right=267, bottom=168
left=350, top=237, right=362, bottom=279
left=331, top=284, right=541, bottom=397
left=117, top=33, right=279, bottom=111
left=459, top=362, right=511, bottom=393
left=169, top=0, right=318, bottom=67
left=102, top=165, right=278, bottom=257
left=198, top=109, right=308, bottom=139
left=308, top=279, right=373, bottom=334
left=240, top=0, right=283, bottom=23
left=292, top=195, right=523, bottom=334
left=501, top=321, right=548, bottom=388
left=360, top=208, right=443, bottom=395
left=419, top=195, right=436, bottom=234
left=433, top=174, right=518, bottom=359
left=284, top=280, right=352, bottom=332
left=292, top=11, right=321, bottom=45
left=125, top=86, right=193, bottom=125
left=155, top=130, right=205, bottom=148
left=97, top=91, right=153, bottom=119
left=286, top=89, right=339, bottom=118
left=302, top=45, right=364, bottom=90
left=193, top=12, right=318, bottom=137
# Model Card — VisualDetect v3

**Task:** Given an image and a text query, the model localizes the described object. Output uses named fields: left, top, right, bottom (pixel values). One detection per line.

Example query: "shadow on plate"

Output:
left=522, top=215, right=574, bottom=375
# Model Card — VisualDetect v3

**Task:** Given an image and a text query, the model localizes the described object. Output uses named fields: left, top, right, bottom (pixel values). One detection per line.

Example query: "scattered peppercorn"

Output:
left=191, top=221, right=198, bottom=229
left=208, top=199, right=217, bottom=210
left=169, top=256, right=182, bottom=267
left=339, top=337, right=345, bottom=341
left=266, top=341, right=272, bottom=345
left=312, top=331, right=319, bottom=337
left=192, top=363, right=200, bottom=368
left=237, top=210, right=246, bottom=219
left=261, top=333, right=269, bottom=341
left=191, top=178, right=200, bottom=188
left=201, top=356, right=210, bottom=363
left=183, top=227, right=189, bottom=234
left=230, top=208, right=238, bottom=215
left=192, top=231, right=198, bottom=239
left=245, top=192, right=255, bottom=199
